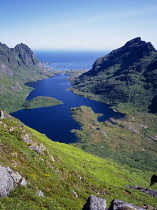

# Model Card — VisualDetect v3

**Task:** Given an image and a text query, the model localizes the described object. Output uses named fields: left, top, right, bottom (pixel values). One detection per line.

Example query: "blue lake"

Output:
left=11, top=74, right=124, bottom=143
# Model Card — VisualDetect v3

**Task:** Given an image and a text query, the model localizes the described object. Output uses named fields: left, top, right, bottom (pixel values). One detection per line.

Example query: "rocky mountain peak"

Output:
left=124, top=37, right=143, bottom=46
left=90, top=37, right=157, bottom=74
left=74, top=37, right=157, bottom=112
left=0, top=42, right=9, bottom=50
left=14, top=43, right=42, bottom=67
left=123, top=37, right=156, bottom=52
left=14, top=43, right=32, bottom=54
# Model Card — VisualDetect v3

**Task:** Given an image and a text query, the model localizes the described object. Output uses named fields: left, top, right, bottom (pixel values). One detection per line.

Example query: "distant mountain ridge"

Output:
left=91, top=37, right=156, bottom=74
left=0, top=42, right=55, bottom=112
left=0, top=42, right=43, bottom=76
left=72, top=37, right=157, bottom=112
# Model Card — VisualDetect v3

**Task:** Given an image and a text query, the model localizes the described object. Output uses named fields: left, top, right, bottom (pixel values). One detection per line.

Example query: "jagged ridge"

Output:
left=72, top=37, right=157, bottom=112
left=0, top=42, right=56, bottom=112
left=0, top=42, right=42, bottom=76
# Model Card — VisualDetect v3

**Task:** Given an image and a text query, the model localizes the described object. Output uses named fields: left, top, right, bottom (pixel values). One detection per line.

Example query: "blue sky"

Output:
left=0, top=0, right=157, bottom=50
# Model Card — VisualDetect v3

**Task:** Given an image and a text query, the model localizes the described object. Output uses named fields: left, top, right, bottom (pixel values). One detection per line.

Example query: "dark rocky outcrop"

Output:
left=14, top=43, right=42, bottom=68
left=150, top=174, right=157, bottom=185
left=0, top=42, right=42, bottom=73
left=109, top=199, right=144, bottom=210
left=83, top=196, right=145, bottom=210
left=73, top=37, right=157, bottom=112
left=127, top=185, right=157, bottom=198
left=90, top=37, right=156, bottom=75
left=0, top=165, right=27, bottom=197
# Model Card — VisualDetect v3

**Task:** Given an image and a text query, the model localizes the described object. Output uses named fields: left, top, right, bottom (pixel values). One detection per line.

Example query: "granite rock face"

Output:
left=83, top=195, right=106, bottom=210
left=0, top=42, right=42, bottom=71
left=0, top=165, right=14, bottom=197
left=14, top=43, right=42, bottom=67
left=0, top=165, right=27, bottom=197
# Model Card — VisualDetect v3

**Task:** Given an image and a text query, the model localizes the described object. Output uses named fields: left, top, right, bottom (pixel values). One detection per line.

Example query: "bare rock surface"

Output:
left=0, top=165, right=27, bottom=197
left=109, top=199, right=144, bottom=210
left=37, top=190, right=44, bottom=197
left=0, top=110, right=4, bottom=120
left=83, top=195, right=106, bottom=210
left=83, top=196, right=145, bottom=210
left=128, top=185, right=157, bottom=198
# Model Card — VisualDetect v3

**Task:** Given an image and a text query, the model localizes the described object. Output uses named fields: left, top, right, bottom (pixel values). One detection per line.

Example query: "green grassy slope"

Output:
left=0, top=113, right=156, bottom=209
left=22, top=96, right=62, bottom=109
left=0, top=68, right=60, bottom=113
left=71, top=106, right=157, bottom=171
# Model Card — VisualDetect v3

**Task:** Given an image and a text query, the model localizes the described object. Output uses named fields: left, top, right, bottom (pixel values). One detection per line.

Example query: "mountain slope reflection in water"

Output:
left=12, top=74, right=124, bottom=143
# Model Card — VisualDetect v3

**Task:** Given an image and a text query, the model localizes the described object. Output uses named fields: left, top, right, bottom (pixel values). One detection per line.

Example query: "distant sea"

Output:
left=12, top=49, right=124, bottom=143
left=33, top=50, right=109, bottom=71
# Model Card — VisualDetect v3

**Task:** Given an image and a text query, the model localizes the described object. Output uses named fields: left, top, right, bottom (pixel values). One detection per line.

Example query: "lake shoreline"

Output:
left=11, top=73, right=125, bottom=144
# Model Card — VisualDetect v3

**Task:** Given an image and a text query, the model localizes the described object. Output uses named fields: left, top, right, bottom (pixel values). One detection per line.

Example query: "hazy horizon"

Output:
left=0, top=0, right=157, bottom=50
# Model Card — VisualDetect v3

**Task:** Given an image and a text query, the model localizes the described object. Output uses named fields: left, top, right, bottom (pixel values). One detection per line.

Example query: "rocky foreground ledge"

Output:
left=0, top=167, right=152, bottom=210
left=83, top=195, right=147, bottom=210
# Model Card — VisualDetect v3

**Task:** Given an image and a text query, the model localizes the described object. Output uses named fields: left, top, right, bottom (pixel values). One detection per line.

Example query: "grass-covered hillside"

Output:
left=0, top=112, right=157, bottom=209
left=71, top=106, right=157, bottom=172
left=71, top=37, right=157, bottom=113
left=0, top=42, right=60, bottom=112
left=22, top=96, right=62, bottom=109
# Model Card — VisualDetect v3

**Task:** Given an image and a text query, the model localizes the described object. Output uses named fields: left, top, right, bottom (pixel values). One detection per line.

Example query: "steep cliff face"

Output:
left=0, top=42, right=51, bottom=112
left=90, top=37, right=156, bottom=74
left=0, top=42, right=42, bottom=75
left=73, top=38, right=157, bottom=112
left=14, top=43, right=42, bottom=68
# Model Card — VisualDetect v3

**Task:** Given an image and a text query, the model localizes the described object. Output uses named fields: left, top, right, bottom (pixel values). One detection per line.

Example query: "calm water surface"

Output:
left=12, top=74, right=124, bottom=143
left=34, top=50, right=108, bottom=70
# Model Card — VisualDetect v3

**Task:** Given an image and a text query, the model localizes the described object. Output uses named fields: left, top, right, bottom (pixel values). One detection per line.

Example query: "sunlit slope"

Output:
left=71, top=105, right=157, bottom=171
left=0, top=113, right=156, bottom=209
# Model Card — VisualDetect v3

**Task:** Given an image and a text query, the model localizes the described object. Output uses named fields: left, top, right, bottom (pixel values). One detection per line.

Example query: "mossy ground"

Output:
left=0, top=113, right=157, bottom=209
left=71, top=106, right=157, bottom=172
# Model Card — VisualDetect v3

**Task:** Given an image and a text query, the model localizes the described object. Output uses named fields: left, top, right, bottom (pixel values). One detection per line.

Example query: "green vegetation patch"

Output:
left=0, top=113, right=157, bottom=209
left=71, top=105, right=157, bottom=172
left=22, top=96, right=62, bottom=109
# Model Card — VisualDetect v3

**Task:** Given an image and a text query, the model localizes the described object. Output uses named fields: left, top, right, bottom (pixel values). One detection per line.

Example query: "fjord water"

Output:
left=11, top=50, right=124, bottom=143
